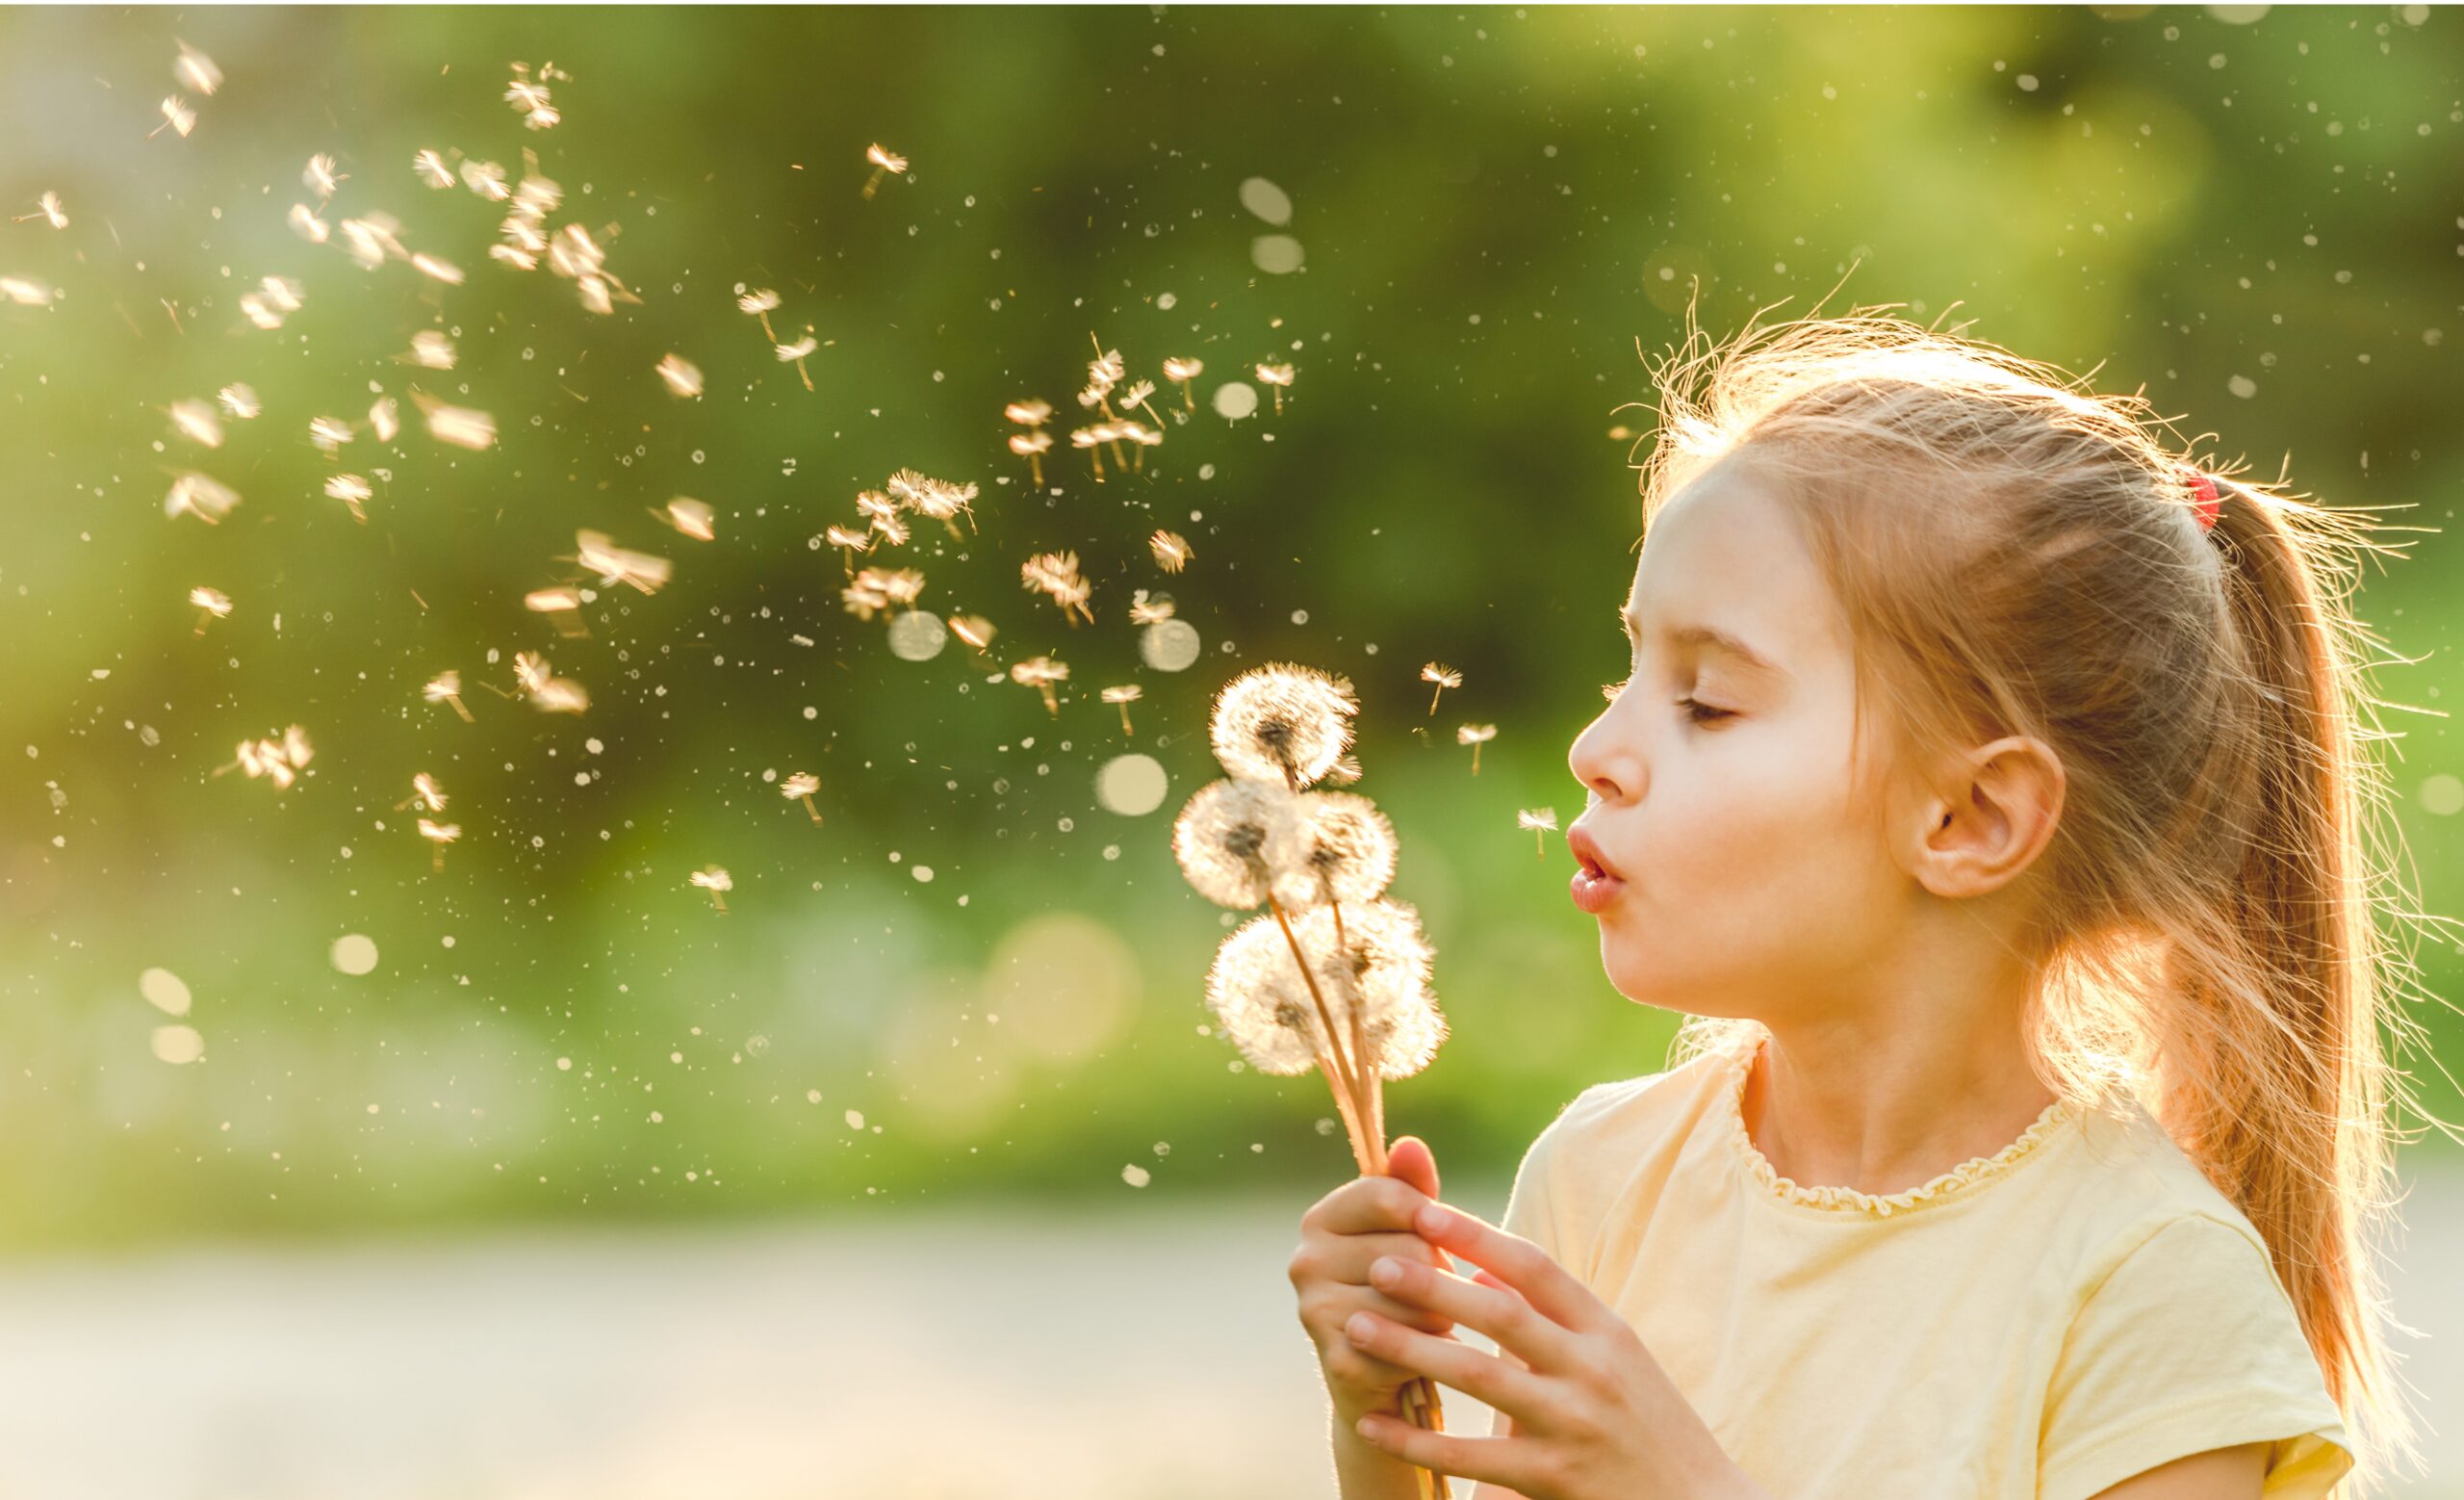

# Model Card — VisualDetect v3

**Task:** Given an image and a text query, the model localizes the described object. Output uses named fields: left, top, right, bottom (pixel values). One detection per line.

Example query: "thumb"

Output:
left=1383, top=1134, right=1441, bottom=1203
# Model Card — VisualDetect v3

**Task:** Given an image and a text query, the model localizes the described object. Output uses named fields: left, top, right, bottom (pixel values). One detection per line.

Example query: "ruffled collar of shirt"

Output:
left=1717, top=1041, right=2079, bottom=1218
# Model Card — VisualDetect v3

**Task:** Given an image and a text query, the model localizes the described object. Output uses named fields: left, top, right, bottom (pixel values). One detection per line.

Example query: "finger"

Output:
left=1369, top=1253, right=1572, bottom=1373
left=1413, top=1201, right=1612, bottom=1337
left=1384, top=1134, right=1440, bottom=1202
left=1315, top=1176, right=1434, bottom=1236
left=1342, top=1308, right=1547, bottom=1421
left=1351, top=1408, right=1539, bottom=1492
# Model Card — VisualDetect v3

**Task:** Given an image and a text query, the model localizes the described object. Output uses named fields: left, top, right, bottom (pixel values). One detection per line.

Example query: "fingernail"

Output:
left=1346, top=1312, right=1375, bottom=1341
left=1370, top=1256, right=1399, bottom=1287
left=1416, top=1203, right=1450, bottom=1236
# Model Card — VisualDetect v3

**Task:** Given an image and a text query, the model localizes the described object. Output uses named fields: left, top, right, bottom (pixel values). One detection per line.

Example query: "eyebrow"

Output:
left=1619, top=609, right=1790, bottom=681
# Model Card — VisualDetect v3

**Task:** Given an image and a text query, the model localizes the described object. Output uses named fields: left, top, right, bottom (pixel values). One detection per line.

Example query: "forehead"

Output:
left=1624, top=461, right=1839, bottom=677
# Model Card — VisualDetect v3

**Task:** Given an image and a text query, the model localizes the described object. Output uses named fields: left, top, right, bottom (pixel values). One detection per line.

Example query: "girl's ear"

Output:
left=1904, top=736, right=2066, bottom=899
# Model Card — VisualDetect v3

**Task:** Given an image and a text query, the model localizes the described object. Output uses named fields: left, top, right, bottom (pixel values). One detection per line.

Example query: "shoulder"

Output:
left=1527, top=1046, right=1738, bottom=1166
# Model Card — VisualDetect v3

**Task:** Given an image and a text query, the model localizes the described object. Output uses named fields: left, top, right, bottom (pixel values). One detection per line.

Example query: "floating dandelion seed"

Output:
left=1020, top=551, right=1094, bottom=626
left=14, top=192, right=66, bottom=229
left=424, top=669, right=475, bottom=723
left=1254, top=360, right=1296, bottom=414
left=781, top=772, right=823, bottom=825
left=172, top=41, right=221, bottom=96
left=894, top=472, right=977, bottom=537
left=1421, top=661, right=1461, bottom=715
left=575, top=530, right=671, bottom=594
left=1457, top=722, right=1497, bottom=775
left=506, top=63, right=559, bottom=129
left=412, top=148, right=454, bottom=189
left=336, top=214, right=406, bottom=271
left=1, top=276, right=56, bottom=306
left=286, top=202, right=328, bottom=245
left=405, top=330, right=456, bottom=370
left=151, top=95, right=196, bottom=140
left=418, top=818, right=461, bottom=871
left=189, top=585, right=232, bottom=634
left=1008, top=428, right=1051, bottom=488
left=164, top=471, right=239, bottom=525
left=515, top=652, right=590, bottom=714
left=398, top=772, right=448, bottom=814
left=776, top=329, right=817, bottom=391
left=861, top=142, right=908, bottom=199
left=1004, top=398, right=1051, bottom=427
left=1118, top=378, right=1169, bottom=428
left=1127, top=589, right=1175, bottom=626
left=1009, top=655, right=1068, bottom=715
left=258, top=275, right=304, bottom=314
left=689, top=865, right=732, bottom=912
left=1067, top=425, right=1109, bottom=483
left=1518, top=806, right=1559, bottom=858
left=523, top=584, right=588, bottom=638
left=414, top=393, right=496, bottom=451
left=656, top=352, right=704, bottom=398
left=1210, top=663, right=1358, bottom=791
left=303, top=153, right=345, bottom=200
left=460, top=159, right=510, bottom=201
left=1149, top=530, right=1193, bottom=573
left=948, top=613, right=997, bottom=657
left=167, top=400, right=223, bottom=449
left=737, top=287, right=781, bottom=342
left=217, top=725, right=314, bottom=790
left=217, top=384, right=261, bottom=420
left=1102, top=684, right=1142, bottom=735
left=657, top=497, right=715, bottom=541
left=324, top=474, right=372, bottom=524
left=369, top=396, right=398, bottom=444
left=1088, top=340, right=1125, bottom=393
left=307, top=416, right=353, bottom=455
left=824, top=523, right=872, bottom=576
left=1116, top=418, right=1162, bottom=472
left=410, top=252, right=464, bottom=285
left=1162, top=355, right=1205, bottom=410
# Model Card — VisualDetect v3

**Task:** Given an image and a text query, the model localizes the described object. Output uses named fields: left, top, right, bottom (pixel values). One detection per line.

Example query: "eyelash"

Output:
left=1600, top=679, right=1733, bottom=725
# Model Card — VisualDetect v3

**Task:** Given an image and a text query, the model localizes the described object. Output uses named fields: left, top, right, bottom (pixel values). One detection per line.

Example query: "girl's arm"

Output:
left=1330, top=1396, right=1444, bottom=1499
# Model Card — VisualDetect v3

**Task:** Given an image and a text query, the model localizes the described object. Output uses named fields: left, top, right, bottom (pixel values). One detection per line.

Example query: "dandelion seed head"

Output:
left=189, top=585, right=232, bottom=617
left=738, top=288, right=781, bottom=315
left=1101, top=685, right=1142, bottom=706
left=1274, top=791, right=1399, bottom=909
left=781, top=772, right=820, bottom=800
left=865, top=142, right=907, bottom=173
left=1003, top=399, right=1051, bottom=427
left=1422, top=662, right=1462, bottom=689
left=1456, top=723, right=1497, bottom=746
left=1209, top=663, right=1357, bottom=789
left=1162, top=356, right=1205, bottom=382
left=1517, top=807, right=1558, bottom=833
left=423, top=670, right=462, bottom=703
left=1170, top=776, right=1303, bottom=909
left=689, top=866, right=732, bottom=893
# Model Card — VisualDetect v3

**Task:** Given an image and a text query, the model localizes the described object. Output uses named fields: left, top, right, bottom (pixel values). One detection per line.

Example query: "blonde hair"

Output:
left=1631, top=291, right=2450, bottom=1494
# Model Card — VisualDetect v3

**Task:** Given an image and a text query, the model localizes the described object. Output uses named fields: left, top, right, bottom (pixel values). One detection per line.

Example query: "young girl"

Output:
left=1288, top=305, right=2432, bottom=1499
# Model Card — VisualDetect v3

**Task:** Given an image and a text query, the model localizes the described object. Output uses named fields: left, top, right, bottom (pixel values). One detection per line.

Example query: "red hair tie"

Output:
left=2182, top=466, right=2220, bottom=532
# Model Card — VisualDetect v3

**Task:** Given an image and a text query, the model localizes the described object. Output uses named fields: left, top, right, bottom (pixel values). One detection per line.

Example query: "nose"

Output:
left=1567, top=706, right=1635, bottom=807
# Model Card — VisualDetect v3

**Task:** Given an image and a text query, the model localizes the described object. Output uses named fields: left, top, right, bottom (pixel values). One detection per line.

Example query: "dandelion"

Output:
left=575, top=530, right=672, bottom=594
left=776, top=329, right=819, bottom=391
left=286, top=202, right=328, bottom=245
left=308, top=416, right=354, bottom=455
left=689, top=865, right=732, bottom=913
left=13, top=193, right=66, bottom=229
left=861, top=142, right=908, bottom=200
left=824, top=523, right=872, bottom=577
left=324, top=473, right=372, bottom=524
left=1127, top=589, right=1175, bottom=626
left=948, top=613, right=997, bottom=657
left=151, top=96, right=196, bottom=140
left=303, top=153, right=345, bottom=200
left=0, top=277, right=54, bottom=306
left=1162, top=355, right=1205, bottom=410
left=1457, top=722, right=1497, bottom=775
left=1255, top=360, right=1296, bottom=414
left=418, top=818, right=461, bottom=871
left=190, top=585, right=232, bottom=634
left=1518, top=806, right=1559, bottom=858
left=1172, top=777, right=1304, bottom=912
left=738, top=287, right=781, bottom=342
left=164, top=471, right=240, bottom=525
left=1009, top=655, right=1068, bottom=715
left=656, top=497, right=715, bottom=541
left=1210, top=663, right=1357, bottom=791
left=414, top=392, right=496, bottom=450
left=412, top=148, right=454, bottom=189
left=1421, top=661, right=1461, bottom=716
left=460, top=159, right=510, bottom=201
left=1102, top=684, right=1142, bottom=736
left=217, top=384, right=261, bottom=420
left=405, top=330, right=455, bottom=370
left=781, top=771, right=823, bottom=825
left=1149, top=530, right=1193, bottom=573
left=655, top=352, right=703, bottom=398
left=1326, top=753, right=1363, bottom=786
left=424, top=669, right=475, bottom=723
left=1276, top=791, right=1399, bottom=914
left=167, top=400, right=223, bottom=449
left=1020, top=551, right=1094, bottom=627
left=1009, top=428, right=1051, bottom=488
left=369, top=396, right=399, bottom=444
left=172, top=41, right=222, bottom=96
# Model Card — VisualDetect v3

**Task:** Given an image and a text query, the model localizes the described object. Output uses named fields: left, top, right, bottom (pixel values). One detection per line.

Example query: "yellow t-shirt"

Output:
left=1491, top=1037, right=2355, bottom=1500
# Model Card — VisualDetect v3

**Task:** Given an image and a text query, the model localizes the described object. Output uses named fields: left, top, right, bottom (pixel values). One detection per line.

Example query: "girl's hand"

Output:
left=1287, top=1135, right=1462, bottom=1420
left=1342, top=1201, right=1757, bottom=1500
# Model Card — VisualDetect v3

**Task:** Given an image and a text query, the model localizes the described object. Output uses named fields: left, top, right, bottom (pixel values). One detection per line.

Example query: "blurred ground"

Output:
left=0, top=1158, right=2453, bottom=1500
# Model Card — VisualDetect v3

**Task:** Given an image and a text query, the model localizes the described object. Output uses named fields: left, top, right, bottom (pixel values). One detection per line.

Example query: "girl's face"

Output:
left=1566, top=461, right=1911, bottom=1019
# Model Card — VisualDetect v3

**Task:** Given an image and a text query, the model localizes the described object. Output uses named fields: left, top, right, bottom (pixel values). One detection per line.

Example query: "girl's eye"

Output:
left=1677, top=696, right=1733, bottom=726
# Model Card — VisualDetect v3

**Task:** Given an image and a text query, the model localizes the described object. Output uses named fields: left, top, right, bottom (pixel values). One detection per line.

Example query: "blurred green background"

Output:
left=0, top=3, right=2458, bottom=1259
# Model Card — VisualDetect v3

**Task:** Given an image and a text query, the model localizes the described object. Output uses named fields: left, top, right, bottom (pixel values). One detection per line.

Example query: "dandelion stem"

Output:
left=800, top=794, right=822, bottom=825
left=1267, top=892, right=1378, bottom=1175
left=1116, top=702, right=1135, bottom=736
left=1428, top=684, right=1443, bottom=715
